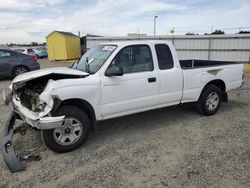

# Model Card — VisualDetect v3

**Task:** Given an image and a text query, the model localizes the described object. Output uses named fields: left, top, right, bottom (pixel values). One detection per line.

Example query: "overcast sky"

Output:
left=0, top=0, right=249, bottom=43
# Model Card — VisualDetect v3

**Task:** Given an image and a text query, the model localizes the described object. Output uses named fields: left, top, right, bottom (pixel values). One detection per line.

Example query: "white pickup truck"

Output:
left=2, top=41, right=243, bottom=172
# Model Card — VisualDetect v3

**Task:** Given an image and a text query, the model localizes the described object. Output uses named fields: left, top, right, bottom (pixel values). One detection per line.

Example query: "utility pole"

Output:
left=154, top=16, right=158, bottom=36
left=208, top=25, right=213, bottom=60
left=78, top=31, right=81, bottom=57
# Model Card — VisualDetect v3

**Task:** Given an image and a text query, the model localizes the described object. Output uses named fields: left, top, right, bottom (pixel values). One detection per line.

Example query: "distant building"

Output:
left=80, top=34, right=102, bottom=55
left=85, top=34, right=250, bottom=62
left=46, top=31, right=80, bottom=60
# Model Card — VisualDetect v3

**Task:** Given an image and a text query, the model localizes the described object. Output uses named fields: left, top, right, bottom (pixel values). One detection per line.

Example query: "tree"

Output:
left=238, top=31, right=250, bottom=34
left=211, top=30, right=225, bottom=35
left=30, top=42, right=38, bottom=46
left=185, top=32, right=195, bottom=35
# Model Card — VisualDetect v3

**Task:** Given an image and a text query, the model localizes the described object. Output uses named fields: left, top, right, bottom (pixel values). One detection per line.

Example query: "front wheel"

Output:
left=196, top=85, right=222, bottom=116
left=42, top=105, right=90, bottom=153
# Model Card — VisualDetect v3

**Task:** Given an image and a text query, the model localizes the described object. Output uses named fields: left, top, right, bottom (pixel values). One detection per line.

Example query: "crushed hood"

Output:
left=12, top=67, right=89, bottom=84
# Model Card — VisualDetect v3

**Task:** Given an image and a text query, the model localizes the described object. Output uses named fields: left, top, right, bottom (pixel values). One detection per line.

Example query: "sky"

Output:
left=0, top=0, right=249, bottom=43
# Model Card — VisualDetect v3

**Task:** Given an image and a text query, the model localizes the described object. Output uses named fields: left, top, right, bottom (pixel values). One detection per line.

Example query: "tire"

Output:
left=196, top=85, right=222, bottom=116
left=42, top=105, right=90, bottom=153
left=12, top=66, right=29, bottom=77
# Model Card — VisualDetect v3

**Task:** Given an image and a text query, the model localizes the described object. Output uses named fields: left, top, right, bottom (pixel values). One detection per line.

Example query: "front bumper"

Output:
left=2, top=100, right=65, bottom=172
left=1, top=112, right=25, bottom=172
left=27, top=116, right=66, bottom=130
left=12, top=97, right=65, bottom=130
left=1, top=111, right=65, bottom=172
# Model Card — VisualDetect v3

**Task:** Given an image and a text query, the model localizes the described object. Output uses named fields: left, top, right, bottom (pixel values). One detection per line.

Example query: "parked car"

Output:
left=0, top=49, right=40, bottom=77
left=33, top=48, right=48, bottom=58
left=13, top=48, right=25, bottom=53
left=37, top=46, right=47, bottom=51
left=2, top=41, right=243, bottom=172
left=20, top=48, right=36, bottom=56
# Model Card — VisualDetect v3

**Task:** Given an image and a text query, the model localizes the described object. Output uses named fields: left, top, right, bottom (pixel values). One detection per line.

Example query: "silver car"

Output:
left=0, top=49, right=40, bottom=78
left=33, top=48, right=48, bottom=58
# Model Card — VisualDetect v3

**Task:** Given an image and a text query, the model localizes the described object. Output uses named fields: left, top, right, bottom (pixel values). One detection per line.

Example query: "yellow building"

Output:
left=46, top=31, right=80, bottom=61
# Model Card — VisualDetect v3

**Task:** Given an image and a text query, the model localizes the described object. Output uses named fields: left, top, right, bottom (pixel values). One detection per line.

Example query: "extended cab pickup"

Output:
left=2, top=41, right=243, bottom=172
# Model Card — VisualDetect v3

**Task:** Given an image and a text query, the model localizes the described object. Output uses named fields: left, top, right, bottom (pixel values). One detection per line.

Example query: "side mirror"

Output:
left=105, top=67, right=123, bottom=77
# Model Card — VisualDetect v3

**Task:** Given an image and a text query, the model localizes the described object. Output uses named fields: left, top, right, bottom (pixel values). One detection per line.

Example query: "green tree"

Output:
left=238, top=31, right=250, bottom=34
left=211, top=30, right=225, bottom=35
left=185, top=32, right=195, bottom=35
left=30, top=42, right=38, bottom=46
left=185, top=32, right=199, bottom=35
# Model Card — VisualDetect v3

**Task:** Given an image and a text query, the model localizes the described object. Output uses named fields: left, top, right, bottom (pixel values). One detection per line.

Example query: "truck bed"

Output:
left=180, top=59, right=239, bottom=69
left=180, top=60, right=243, bottom=103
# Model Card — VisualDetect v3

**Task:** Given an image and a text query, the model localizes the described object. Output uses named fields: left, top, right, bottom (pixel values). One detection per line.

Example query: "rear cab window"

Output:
left=155, top=44, right=174, bottom=69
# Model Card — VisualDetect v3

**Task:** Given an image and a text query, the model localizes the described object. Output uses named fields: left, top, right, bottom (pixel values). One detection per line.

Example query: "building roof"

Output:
left=56, top=31, right=78, bottom=37
left=46, top=31, right=78, bottom=38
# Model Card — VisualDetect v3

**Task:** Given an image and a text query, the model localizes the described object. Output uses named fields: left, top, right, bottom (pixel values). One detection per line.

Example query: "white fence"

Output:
left=86, top=34, right=250, bottom=62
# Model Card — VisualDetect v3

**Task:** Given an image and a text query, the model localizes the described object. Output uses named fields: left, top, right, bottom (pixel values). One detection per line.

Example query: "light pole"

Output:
left=154, top=16, right=158, bottom=36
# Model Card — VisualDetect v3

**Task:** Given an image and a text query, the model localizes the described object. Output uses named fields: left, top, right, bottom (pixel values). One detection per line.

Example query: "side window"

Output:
left=0, top=50, right=11, bottom=58
left=110, top=45, right=153, bottom=74
left=155, top=44, right=174, bottom=69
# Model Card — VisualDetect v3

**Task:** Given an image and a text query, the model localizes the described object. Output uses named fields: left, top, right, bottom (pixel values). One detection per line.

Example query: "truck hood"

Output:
left=12, top=67, right=88, bottom=84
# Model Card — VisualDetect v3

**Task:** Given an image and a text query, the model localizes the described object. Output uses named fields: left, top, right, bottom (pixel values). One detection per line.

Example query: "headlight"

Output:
left=37, top=103, right=46, bottom=111
left=2, top=88, right=12, bottom=106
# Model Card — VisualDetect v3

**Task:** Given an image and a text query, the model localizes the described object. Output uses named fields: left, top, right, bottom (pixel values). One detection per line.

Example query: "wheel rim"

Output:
left=53, top=117, right=83, bottom=146
left=15, top=67, right=27, bottom=75
left=206, top=91, right=219, bottom=111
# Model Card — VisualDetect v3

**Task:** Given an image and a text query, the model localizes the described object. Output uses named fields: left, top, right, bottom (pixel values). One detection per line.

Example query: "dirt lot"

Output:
left=0, top=59, right=249, bottom=188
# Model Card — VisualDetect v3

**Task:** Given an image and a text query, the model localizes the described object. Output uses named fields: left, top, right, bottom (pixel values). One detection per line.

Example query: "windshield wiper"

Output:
left=72, top=59, right=79, bottom=69
left=85, top=57, right=90, bottom=73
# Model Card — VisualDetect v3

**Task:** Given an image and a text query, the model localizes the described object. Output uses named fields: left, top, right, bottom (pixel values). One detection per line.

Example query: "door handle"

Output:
left=148, top=77, right=156, bottom=83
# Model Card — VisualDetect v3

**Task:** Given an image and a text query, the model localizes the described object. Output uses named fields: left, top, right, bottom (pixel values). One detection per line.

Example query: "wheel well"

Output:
left=59, top=99, right=97, bottom=131
left=12, top=65, right=30, bottom=76
left=201, top=79, right=228, bottom=102
left=204, top=79, right=226, bottom=93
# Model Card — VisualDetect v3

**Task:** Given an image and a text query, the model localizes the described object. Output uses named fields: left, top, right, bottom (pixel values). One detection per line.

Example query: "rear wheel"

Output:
left=42, top=105, right=90, bottom=153
left=13, top=66, right=29, bottom=77
left=196, top=85, right=222, bottom=115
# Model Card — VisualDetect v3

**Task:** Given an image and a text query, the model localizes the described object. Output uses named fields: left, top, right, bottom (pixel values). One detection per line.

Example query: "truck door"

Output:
left=100, top=45, right=159, bottom=119
left=155, top=44, right=183, bottom=106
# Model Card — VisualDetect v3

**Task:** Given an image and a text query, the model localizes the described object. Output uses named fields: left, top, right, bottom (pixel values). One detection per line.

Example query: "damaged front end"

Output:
left=1, top=68, right=88, bottom=172
left=11, top=78, right=65, bottom=130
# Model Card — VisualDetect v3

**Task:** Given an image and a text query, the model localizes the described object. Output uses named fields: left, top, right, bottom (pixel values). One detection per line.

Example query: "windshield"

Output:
left=73, top=44, right=117, bottom=74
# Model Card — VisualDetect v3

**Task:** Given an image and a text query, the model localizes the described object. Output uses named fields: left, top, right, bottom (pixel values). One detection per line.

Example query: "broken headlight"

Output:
left=36, top=102, right=46, bottom=111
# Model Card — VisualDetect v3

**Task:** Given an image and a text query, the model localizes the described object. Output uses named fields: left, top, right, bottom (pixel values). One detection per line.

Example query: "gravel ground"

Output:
left=0, top=59, right=249, bottom=188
